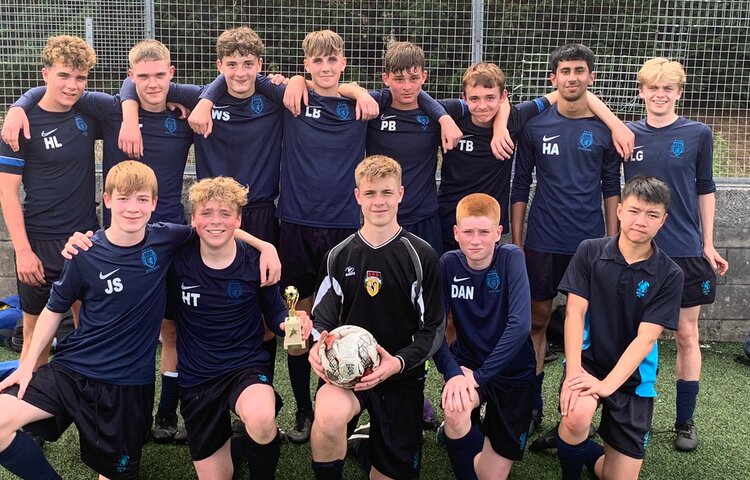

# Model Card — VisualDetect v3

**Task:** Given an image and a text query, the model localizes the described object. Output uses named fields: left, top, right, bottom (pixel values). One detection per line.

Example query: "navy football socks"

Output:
left=533, top=371, right=545, bottom=412
left=0, top=431, right=60, bottom=480
left=288, top=353, right=312, bottom=412
left=444, top=424, right=483, bottom=480
left=157, top=372, right=179, bottom=416
left=312, top=459, right=345, bottom=480
left=675, top=380, right=699, bottom=425
left=247, top=431, right=281, bottom=479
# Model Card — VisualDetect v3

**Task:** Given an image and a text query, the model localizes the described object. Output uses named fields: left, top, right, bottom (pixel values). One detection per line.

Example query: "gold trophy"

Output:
left=283, top=286, right=306, bottom=350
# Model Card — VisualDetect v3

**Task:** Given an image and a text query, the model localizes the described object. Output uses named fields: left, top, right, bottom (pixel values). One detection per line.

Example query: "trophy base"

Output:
left=283, top=339, right=307, bottom=350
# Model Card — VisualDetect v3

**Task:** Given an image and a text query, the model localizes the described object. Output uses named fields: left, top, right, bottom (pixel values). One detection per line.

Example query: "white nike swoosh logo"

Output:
left=181, top=283, right=200, bottom=290
left=380, top=114, right=397, bottom=120
left=542, top=134, right=560, bottom=142
left=462, top=135, right=474, bottom=139
left=99, top=268, right=120, bottom=279
left=634, top=145, right=644, bottom=150
left=213, top=105, right=230, bottom=109
left=41, top=129, right=58, bottom=137
left=453, top=276, right=470, bottom=282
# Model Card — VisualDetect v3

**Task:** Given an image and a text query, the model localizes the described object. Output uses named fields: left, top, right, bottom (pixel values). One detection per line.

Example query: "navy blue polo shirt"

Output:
left=559, top=235, right=683, bottom=396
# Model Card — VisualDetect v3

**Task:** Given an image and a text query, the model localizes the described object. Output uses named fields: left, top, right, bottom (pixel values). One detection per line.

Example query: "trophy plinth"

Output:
left=283, top=286, right=306, bottom=350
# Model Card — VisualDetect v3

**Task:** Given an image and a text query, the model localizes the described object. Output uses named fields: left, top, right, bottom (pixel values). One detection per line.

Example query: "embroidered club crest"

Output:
left=416, top=114, right=429, bottom=130
left=671, top=139, right=685, bottom=157
left=636, top=280, right=650, bottom=298
left=141, top=247, right=158, bottom=270
left=75, top=115, right=88, bottom=136
left=227, top=281, right=242, bottom=300
left=251, top=96, right=264, bottom=115
left=365, top=270, right=382, bottom=297
left=486, top=269, right=500, bottom=291
left=164, top=116, right=177, bottom=134
left=579, top=130, right=593, bottom=150
left=336, top=102, right=351, bottom=119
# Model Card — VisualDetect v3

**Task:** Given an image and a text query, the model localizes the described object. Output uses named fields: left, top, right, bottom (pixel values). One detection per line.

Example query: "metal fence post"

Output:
left=471, top=0, right=484, bottom=64
left=144, top=0, right=155, bottom=39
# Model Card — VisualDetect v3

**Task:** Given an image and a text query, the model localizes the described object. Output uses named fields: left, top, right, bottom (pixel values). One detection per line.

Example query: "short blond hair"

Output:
left=105, top=160, right=158, bottom=197
left=188, top=177, right=249, bottom=215
left=42, top=35, right=96, bottom=71
left=462, top=62, right=505, bottom=92
left=455, top=193, right=500, bottom=226
left=637, top=57, right=686, bottom=89
left=384, top=41, right=425, bottom=74
left=216, top=27, right=264, bottom=59
left=355, top=155, right=402, bottom=188
left=302, top=29, right=344, bottom=58
left=128, top=39, right=170, bottom=68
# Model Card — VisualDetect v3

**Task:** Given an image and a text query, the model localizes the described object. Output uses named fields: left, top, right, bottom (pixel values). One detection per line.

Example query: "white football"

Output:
left=319, top=325, right=381, bottom=388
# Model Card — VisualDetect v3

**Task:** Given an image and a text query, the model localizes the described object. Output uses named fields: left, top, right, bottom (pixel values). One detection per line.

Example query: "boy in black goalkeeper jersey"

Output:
left=308, top=155, right=444, bottom=480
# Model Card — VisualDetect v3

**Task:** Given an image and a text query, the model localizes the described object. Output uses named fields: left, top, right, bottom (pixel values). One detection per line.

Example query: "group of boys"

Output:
left=0, top=24, right=727, bottom=480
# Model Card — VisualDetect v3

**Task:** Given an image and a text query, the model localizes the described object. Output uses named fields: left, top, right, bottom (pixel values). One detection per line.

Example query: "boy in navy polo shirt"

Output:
left=308, top=155, right=444, bottom=480
left=0, top=35, right=102, bottom=372
left=435, top=193, right=535, bottom=480
left=555, top=176, right=683, bottom=480
left=624, top=58, right=729, bottom=451
left=167, top=177, right=312, bottom=479
left=0, top=161, right=192, bottom=479
left=511, top=44, right=622, bottom=431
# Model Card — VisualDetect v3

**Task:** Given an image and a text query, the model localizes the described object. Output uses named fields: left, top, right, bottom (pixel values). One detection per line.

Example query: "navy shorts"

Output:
left=402, top=213, right=443, bottom=256
left=351, top=378, right=425, bottom=479
left=180, top=365, right=281, bottom=461
left=477, top=380, right=534, bottom=461
left=671, top=257, right=717, bottom=308
left=241, top=203, right=280, bottom=247
left=525, top=248, right=573, bottom=301
left=16, top=238, right=67, bottom=315
left=5, top=362, right=154, bottom=479
left=279, top=222, right=356, bottom=298
left=598, top=390, right=654, bottom=459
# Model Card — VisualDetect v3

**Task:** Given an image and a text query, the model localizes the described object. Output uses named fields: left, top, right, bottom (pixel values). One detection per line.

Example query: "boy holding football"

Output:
left=308, top=155, right=444, bottom=480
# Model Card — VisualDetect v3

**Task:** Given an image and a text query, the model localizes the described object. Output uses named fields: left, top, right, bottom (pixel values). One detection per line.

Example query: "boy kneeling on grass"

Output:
left=556, top=176, right=683, bottom=480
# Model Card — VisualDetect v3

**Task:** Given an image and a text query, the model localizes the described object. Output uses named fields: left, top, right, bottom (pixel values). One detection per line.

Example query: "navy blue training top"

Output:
left=167, top=238, right=286, bottom=387
left=47, top=224, right=193, bottom=385
left=13, top=86, right=191, bottom=225
left=438, top=98, right=550, bottom=232
left=1, top=99, right=107, bottom=239
left=203, top=75, right=367, bottom=228
left=559, top=236, right=683, bottom=396
left=434, top=243, right=536, bottom=386
left=172, top=77, right=283, bottom=206
left=511, top=106, right=622, bottom=255
left=624, top=117, right=715, bottom=258
left=365, top=91, right=460, bottom=225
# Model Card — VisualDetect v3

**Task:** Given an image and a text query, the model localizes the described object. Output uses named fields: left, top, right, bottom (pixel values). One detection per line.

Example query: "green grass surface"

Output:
left=1, top=341, right=748, bottom=479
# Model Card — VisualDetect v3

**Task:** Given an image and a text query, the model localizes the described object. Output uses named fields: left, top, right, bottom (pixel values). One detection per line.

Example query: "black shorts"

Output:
left=351, top=378, right=425, bottom=480
left=597, top=390, right=654, bottom=460
left=5, top=362, right=153, bottom=479
left=477, top=381, right=534, bottom=461
left=525, top=248, right=573, bottom=301
left=279, top=222, right=356, bottom=298
left=671, top=257, right=717, bottom=308
left=16, top=238, right=67, bottom=315
left=180, top=365, right=281, bottom=461
left=241, top=203, right=280, bottom=247
left=402, top=213, right=443, bottom=255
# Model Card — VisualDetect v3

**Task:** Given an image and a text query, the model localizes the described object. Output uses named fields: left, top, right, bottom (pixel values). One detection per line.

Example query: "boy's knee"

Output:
left=443, top=408, right=471, bottom=437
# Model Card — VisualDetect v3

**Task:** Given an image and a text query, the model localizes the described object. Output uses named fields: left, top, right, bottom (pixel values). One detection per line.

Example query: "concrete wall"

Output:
left=1, top=177, right=748, bottom=340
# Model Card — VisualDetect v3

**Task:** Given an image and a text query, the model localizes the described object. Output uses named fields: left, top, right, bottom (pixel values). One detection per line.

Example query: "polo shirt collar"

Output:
left=599, top=234, right=661, bottom=275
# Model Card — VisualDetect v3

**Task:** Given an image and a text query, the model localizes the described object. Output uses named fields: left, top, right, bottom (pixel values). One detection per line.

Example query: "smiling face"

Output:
left=639, top=80, right=682, bottom=120
left=104, top=188, right=157, bottom=236
left=464, top=83, right=506, bottom=127
left=304, top=51, right=346, bottom=96
left=550, top=59, right=595, bottom=102
left=191, top=198, right=242, bottom=249
left=354, top=175, right=404, bottom=229
left=382, top=67, right=427, bottom=110
left=128, top=59, right=174, bottom=112
left=40, top=63, right=89, bottom=112
left=217, top=52, right=262, bottom=99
